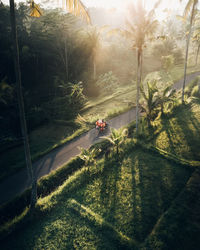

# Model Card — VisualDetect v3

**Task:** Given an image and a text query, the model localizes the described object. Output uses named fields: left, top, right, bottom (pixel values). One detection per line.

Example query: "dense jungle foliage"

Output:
left=0, top=3, right=95, bottom=138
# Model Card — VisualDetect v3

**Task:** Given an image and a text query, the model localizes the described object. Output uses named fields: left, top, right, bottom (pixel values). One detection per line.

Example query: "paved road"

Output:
left=0, top=72, right=200, bottom=206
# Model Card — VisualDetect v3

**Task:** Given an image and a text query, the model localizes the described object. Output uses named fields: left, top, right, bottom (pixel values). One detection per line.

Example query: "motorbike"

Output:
left=95, top=120, right=108, bottom=135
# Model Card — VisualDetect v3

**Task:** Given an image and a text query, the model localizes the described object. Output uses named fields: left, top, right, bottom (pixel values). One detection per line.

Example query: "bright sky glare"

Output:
left=1, top=0, right=188, bottom=20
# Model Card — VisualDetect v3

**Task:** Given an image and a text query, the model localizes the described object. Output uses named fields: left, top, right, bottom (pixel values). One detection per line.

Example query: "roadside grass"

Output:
left=1, top=64, right=199, bottom=182
left=144, top=64, right=200, bottom=89
left=1, top=144, right=191, bottom=249
left=143, top=169, right=200, bottom=250
left=152, top=102, right=200, bottom=161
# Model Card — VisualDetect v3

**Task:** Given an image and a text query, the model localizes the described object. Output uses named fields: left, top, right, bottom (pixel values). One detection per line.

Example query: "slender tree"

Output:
left=123, top=1, right=159, bottom=133
left=180, top=0, right=198, bottom=103
left=193, top=13, right=200, bottom=65
left=8, top=0, right=89, bottom=208
left=9, top=0, right=38, bottom=208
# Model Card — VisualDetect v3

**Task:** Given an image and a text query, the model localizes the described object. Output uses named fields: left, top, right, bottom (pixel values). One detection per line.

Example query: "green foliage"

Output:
left=78, top=147, right=98, bottom=166
left=152, top=39, right=184, bottom=65
left=96, top=71, right=119, bottom=94
left=101, top=128, right=128, bottom=156
left=1, top=81, right=200, bottom=249
left=0, top=4, right=93, bottom=137
left=141, top=80, right=176, bottom=125
left=161, top=55, right=175, bottom=71
left=0, top=156, right=84, bottom=227
left=140, top=80, right=160, bottom=124
left=1, top=145, right=191, bottom=248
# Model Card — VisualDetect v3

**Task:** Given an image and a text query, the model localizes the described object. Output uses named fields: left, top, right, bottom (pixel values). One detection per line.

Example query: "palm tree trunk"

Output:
left=195, top=44, right=200, bottom=66
left=182, top=2, right=196, bottom=103
left=64, top=37, right=68, bottom=81
left=9, top=0, right=37, bottom=208
left=93, top=60, right=96, bottom=80
left=136, top=48, right=142, bottom=134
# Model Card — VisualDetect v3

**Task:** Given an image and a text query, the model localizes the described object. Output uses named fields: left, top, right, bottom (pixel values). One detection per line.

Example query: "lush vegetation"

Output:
left=1, top=98, right=200, bottom=249
left=1, top=0, right=200, bottom=248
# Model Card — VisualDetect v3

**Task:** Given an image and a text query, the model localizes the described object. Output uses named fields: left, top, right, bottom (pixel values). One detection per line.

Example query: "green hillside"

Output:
left=1, top=101, right=200, bottom=249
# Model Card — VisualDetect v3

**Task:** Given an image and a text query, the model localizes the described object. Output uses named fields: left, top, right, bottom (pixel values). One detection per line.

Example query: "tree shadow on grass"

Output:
left=129, top=150, right=190, bottom=243
left=171, top=104, right=200, bottom=160
left=99, top=156, right=122, bottom=225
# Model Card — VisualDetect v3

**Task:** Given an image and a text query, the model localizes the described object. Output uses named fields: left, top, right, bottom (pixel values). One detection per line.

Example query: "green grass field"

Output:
left=153, top=103, right=200, bottom=161
left=1, top=147, right=192, bottom=249
left=1, top=100, right=200, bottom=249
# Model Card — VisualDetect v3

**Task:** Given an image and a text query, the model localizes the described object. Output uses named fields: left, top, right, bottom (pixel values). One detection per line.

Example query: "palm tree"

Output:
left=102, top=128, right=128, bottom=157
left=9, top=0, right=89, bottom=208
left=193, top=13, right=200, bottom=65
left=180, top=0, right=199, bottom=103
left=9, top=0, right=40, bottom=208
left=123, top=1, right=159, bottom=133
left=140, top=81, right=160, bottom=127
left=140, top=81, right=176, bottom=126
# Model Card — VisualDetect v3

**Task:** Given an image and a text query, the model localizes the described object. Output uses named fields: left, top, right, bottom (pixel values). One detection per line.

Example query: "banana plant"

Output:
left=101, top=128, right=128, bottom=156
left=140, top=81, right=160, bottom=126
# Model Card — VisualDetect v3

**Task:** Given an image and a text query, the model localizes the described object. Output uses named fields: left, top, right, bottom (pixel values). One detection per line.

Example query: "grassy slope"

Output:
left=153, top=103, right=200, bottom=161
left=2, top=101, right=200, bottom=249
left=1, top=149, right=191, bottom=250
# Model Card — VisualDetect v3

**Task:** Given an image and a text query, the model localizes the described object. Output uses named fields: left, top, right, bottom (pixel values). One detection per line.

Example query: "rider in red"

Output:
left=96, top=119, right=106, bottom=132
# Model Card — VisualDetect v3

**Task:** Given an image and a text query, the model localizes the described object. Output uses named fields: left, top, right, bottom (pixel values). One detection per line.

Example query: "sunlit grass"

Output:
left=153, top=103, right=200, bottom=160
left=1, top=144, right=191, bottom=249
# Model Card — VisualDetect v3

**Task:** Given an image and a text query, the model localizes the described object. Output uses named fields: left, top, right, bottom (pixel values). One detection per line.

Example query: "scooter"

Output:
left=95, top=120, right=108, bottom=135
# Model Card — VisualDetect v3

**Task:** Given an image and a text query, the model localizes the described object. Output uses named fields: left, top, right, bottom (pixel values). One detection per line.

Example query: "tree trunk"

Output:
left=9, top=0, right=37, bottom=208
left=182, top=2, right=196, bottom=103
left=64, top=37, right=68, bottom=81
left=195, top=44, right=200, bottom=66
left=93, top=60, right=96, bottom=80
left=136, top=48, right=142, bottom=134
left=93, top=50, right=96, bottom=80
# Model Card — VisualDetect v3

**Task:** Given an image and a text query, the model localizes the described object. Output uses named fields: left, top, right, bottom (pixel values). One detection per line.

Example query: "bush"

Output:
left=191, top=85, right=200, bottom=98
left=161, top=55, right=174, bottom=71
left=185, top=77, right=200, bottom=97
left=96, top=71, right=119, bottom=94
left=0, top=157, right=84, bottom=227
left=26, top=106, right=48, bottom=131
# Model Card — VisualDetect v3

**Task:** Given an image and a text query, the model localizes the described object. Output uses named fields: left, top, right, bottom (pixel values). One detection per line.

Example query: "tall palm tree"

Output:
left=9, top=0, right=89, bottom=208
left=9, top=0, right=39, bottom=208
left=193, top=13, right=200, bottom=65
left=180, top=0, right=198, bottom=103
left=123, top=1, right=159, bottom=133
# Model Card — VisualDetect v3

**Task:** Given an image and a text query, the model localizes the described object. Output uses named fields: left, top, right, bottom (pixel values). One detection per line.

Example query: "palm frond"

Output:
left=153, top=0, right=162, bottom=9
left=65, top=0, right=91, bottom=24
left=183, top=0, right=198, bottom=18
left=30, top=0, right=42, bottom=17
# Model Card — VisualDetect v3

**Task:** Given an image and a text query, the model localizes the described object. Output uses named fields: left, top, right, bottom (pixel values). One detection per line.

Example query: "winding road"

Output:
left=0, top=71, right=200, bottom=206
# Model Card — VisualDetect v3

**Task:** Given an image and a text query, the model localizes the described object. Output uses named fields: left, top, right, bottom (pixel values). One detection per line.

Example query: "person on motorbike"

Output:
left=96, top=119, right=107, bottom=132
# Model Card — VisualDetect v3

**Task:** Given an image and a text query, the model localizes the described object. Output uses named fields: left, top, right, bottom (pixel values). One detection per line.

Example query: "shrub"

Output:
left=96, top=71, right=119, bottom=94
left=161, top=55, right=174, bottom=71
left=26, top=106, right=48, bottom=131
left=0, top=157, right=84, bottom=227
